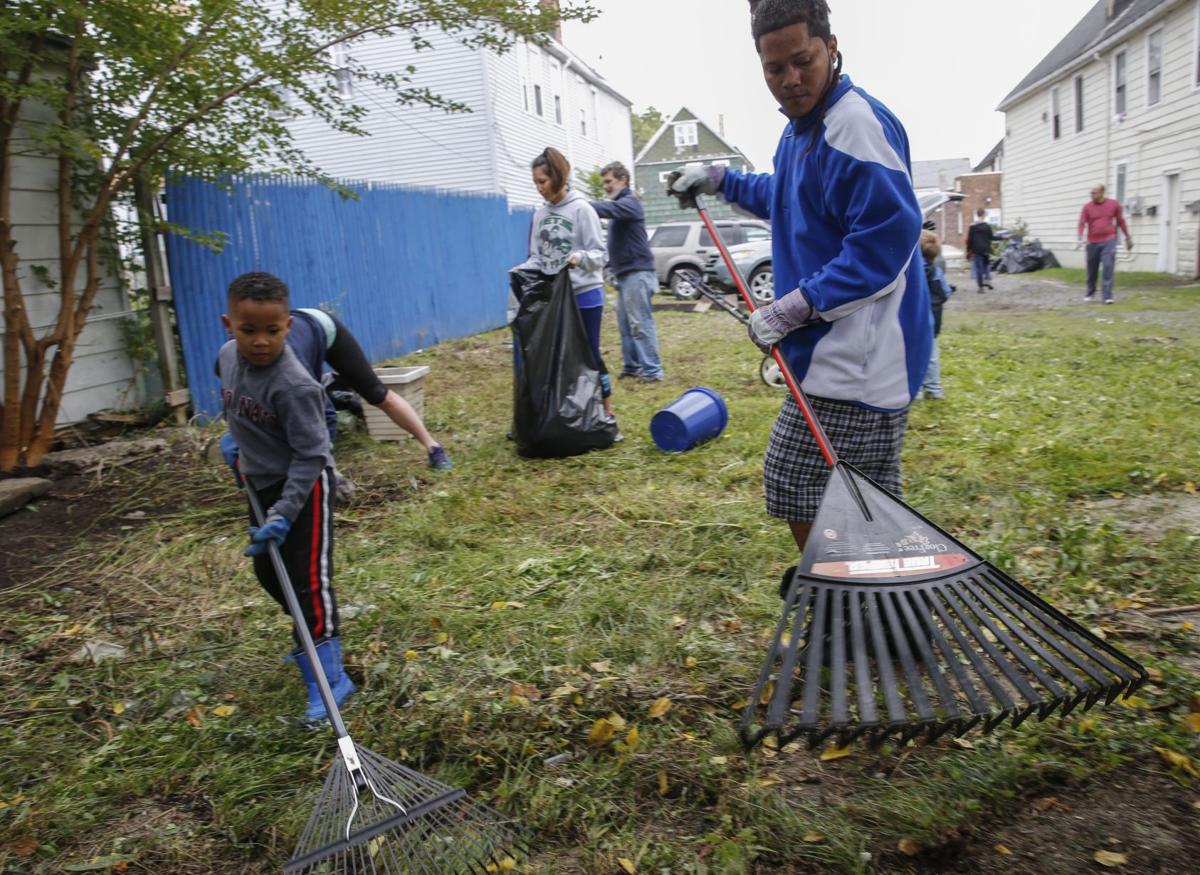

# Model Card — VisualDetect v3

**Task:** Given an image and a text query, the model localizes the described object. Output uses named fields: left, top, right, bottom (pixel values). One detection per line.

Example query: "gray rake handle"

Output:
left=244, top=485, right=406, bottom=829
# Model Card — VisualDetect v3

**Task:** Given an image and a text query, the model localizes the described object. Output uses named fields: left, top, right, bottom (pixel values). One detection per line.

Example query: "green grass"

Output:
left=2, top=281, right=1198, bottom=874
left=1035, top=267, right=1194, bottom=288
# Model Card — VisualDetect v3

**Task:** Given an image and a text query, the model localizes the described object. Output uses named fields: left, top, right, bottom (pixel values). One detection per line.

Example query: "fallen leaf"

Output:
left=550, top=683, right=579, bottom=699
left=589, top=659, right=612, bottom=673
left=185, top=705, right=205, bottom=727
left=607, top=712, right=627, bottom=731
left=1032, top=796, right=1058, bottom=812
left=1184, top=481, right=1197, bottom=495
left=433, top=631, right=449, bottom=644
left=1185, top=714, right=1200, bottom=734
left=111, top=702, right=125, bottom=716
left=710, top=755, right=728, bottom=766
left=211, top=704, right=236, bottom=718
left=819, top=745, right=852, bottom=762
left=1116, top=694, right=1149, bottom=710
left=1154, top=746, right=1200, bottom=777
left=758, top=679, right=774, bottom=706
left=684, top=656, right=698, bottom=668
left=404, top=649, right=419, bottom=660
left=994, top=844, right=1012, bottom=856
left=497, top=857, right=516, bottom=871
left=802, top=832, right=826, bottom=843
left=657, top=771, right=669, bottom=795
left=62, top=623, right=83, bottom=637
left=648, top=697, right=672, bottom=719
left=952, top=737, right=975, bottom=750
left=897, top=838, right=922, bottom=856
left=623, top=726, right=640, bottom=754
left=1145, top=666, right=1164, bottom=682
left=671, top=615, right=687, bottom=630
left=588, top=718, right=615, bottom=745
left=9, top=836, right=37, bottom=857
left=1093, top=849, right=1128, bottom=867
left=1077, top=717, right=1097, bottom=733
left=618, top=858, right=637, bottom=874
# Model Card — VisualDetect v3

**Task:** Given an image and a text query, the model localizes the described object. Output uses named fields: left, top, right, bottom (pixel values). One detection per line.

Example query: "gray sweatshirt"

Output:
left=517, top=188, right=607, bottom=294
left=218, top=341, right=333, bottom=522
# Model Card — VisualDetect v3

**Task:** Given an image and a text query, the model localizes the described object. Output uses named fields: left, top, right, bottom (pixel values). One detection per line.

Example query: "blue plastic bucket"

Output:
left=650, top=387, right=729, bottom=452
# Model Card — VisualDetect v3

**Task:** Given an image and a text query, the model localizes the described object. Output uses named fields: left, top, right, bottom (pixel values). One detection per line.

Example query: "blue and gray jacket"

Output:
left=721, top=75, right=931, bottom=411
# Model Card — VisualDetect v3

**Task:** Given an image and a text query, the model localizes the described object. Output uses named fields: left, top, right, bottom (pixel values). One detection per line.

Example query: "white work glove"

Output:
left=665, top=165, right=726, bottom=208
left=747, top=289, right=815, bottom=353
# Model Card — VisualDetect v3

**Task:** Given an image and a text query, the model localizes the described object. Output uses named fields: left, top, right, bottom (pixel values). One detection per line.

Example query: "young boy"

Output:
left=917, top=230, right=953, bottom=400
left=217, top=271, right=355, bottom=722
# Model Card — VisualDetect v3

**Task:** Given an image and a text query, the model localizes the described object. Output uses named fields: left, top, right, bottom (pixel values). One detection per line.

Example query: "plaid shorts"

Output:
left=764, top=395, right=908, bottom=522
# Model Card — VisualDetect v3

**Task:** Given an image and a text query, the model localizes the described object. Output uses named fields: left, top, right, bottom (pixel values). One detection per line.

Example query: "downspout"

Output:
left=478, top=49, right=502, bottom=197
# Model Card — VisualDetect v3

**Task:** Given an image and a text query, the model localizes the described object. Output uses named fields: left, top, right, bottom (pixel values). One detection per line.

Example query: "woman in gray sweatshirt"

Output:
left=516, top=147, right=613, bottom=417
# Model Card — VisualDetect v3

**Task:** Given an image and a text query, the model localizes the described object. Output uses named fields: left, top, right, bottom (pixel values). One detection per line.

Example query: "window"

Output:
left=554, top=94, right=562, bottom=125
left=1114, top=50, right=1127, bottom=115
left=1074, top=74, right=1084, bottom=132
left=699, top=224, right=743, bottom=247
left=518, top=44, right=530, bottom=111
left=649, top=225, right=688, bottom=248
left=533, top=84, right=543, bottom=116
left=742, top=224, right=771, bottom=243
left=579, top=108, right=587, bottom=136
left=1051, top=87, right=1061, bottom=139
left=673, top=122, right=698, bottom=147
left=1195, top=0, right=1200, bottom=88
left=332, top=43, right=353, bottom=98
left=1147, top=29, right=1164, bottom=105
left=1115, top=161, right=1128, bottom=204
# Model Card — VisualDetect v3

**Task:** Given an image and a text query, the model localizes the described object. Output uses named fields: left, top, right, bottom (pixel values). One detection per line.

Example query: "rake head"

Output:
left=739, top=463, right=1148, bottom=751
left=285, top=743, right=528, bottom=875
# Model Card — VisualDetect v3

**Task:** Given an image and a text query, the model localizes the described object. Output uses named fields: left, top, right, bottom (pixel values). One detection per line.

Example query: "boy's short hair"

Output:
left=752, top=0, right=833, bottom=45
left=228, top=272, right=289, bottom=308
left=976, top=207, right=986, bottom=218
left=919, top=229, right=941, bottom=261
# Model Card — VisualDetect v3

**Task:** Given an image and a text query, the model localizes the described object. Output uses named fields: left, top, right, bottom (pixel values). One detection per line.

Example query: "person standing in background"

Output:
left=1078, top=184, right=1133, bottom=304
left=965, top=208, right=995, bottom=293
left=591, top=161, right=664, bottom=383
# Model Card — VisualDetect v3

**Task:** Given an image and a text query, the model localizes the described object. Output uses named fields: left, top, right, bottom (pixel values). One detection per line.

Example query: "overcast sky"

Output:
left=562, top=0, right=1099, bottom=171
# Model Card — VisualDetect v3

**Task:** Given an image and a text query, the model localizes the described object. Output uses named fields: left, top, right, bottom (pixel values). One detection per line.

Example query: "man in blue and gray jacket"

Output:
left=670, top=0, right=931, bottom=553
left=591, top=161, right=664, bottom=382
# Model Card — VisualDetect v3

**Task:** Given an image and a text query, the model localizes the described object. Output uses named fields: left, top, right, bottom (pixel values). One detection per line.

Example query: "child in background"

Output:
left=217, top=271, right=356, bottom=723
left=918, top=230, right=954, bottom=400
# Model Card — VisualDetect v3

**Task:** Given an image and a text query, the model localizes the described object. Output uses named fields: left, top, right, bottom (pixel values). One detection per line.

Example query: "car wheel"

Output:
left=669, top=268, right=702, bottom=300
left=760, top=355, right=786, bottom=389
left=749, top=265, right=774, bottom=304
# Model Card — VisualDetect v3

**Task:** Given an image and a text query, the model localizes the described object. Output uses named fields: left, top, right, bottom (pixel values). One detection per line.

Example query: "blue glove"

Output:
left=219, top=433, right=243, bottom=486
left=245, top=514, right=291, bottom=557
left=747, top=289, right=815, bottom=354
left=666, top=165, right=726, bottom=208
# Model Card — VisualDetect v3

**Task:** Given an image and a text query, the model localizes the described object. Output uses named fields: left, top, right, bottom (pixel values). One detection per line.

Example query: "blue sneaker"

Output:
left=427, top=445, right=453, bottom=470
left=292, top=637, right=356, bottom=724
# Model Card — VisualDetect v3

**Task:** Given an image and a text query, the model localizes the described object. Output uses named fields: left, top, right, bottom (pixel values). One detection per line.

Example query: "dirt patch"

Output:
left=889, top=758, right=1200, bottom=874
left=1083, top=494, right=1200, bottom=539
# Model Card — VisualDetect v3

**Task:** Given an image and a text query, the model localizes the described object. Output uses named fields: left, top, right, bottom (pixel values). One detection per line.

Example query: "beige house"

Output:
left=997, top=0, right=1200, bottom=275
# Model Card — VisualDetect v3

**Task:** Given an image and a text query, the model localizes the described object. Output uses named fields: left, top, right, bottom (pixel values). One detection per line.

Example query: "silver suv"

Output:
left=648, top=219, right=771, bottom=299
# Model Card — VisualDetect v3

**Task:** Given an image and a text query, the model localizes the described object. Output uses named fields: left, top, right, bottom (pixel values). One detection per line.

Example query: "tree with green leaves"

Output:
left=631, top=105, right=664, bottom=153
left=0, top=0, right=594, bottom=471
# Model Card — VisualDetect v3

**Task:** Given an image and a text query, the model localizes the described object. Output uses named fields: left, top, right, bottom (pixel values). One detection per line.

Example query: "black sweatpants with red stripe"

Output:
left=247, top=468, right=338, bottom=644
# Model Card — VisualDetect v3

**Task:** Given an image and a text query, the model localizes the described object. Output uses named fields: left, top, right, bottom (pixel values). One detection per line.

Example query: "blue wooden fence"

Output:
left=165, top=175, right=532, bottom=417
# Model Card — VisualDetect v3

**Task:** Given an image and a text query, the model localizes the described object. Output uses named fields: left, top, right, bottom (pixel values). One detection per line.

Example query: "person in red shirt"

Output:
left=1077, top=184, right=1132, bottom=303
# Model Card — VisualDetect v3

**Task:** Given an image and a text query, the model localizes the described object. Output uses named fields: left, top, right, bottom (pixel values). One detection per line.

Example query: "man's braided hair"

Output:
left=751, top=0, right=843, bottom=155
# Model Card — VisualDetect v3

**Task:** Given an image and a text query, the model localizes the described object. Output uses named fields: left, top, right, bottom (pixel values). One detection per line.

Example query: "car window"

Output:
left=699, top=224, right=742, bottom=247
left=649, top=225, right=688, bottom=248
left=742, top=224, right=771, bottom=243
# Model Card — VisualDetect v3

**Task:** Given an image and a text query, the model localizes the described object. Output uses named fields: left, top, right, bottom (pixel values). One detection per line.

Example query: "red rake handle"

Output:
left=693, top=195, right=838, bottom=467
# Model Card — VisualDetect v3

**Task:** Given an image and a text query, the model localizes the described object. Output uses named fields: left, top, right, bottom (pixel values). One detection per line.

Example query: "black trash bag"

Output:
left=996, top=238, right=1060, bottom=274
left=509, top=267, right=617, bottom=458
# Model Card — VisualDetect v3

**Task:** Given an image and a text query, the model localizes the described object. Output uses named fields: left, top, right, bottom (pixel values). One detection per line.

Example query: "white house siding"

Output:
left=1001, top=0, right=1200, bottom=275
left=486, top=42, right=633, bottom=208
left=4, top=93, right=138, bottom=425
left=284, top=29, right=494, bottom=192
left=282, top=29, right=633, bottom=209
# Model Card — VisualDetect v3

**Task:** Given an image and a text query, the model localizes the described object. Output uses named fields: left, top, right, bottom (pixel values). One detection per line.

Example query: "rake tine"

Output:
left=925, top=719, right=957, bottom=744
left=954, top=714, right=983, bottom=737
left=829, top=590, right=849, bottom=730
left=897, top=590, right=961, bottom=722
left=866, top=591, right=907, bottom=729
left=849, top=588, right=879, bottom=731
left=1010, top=703, right=1038, bottom=729
left=982, top=709, right=1011, bottom=733
left=798, top=586, right=830, bottom=729
left=1060, top=690, right=1089, bottom=718
left=767, top=585, right=814, bottom=730
left=1037, top=695, right=1065, bottom=721
left=910, top=589, right=986, bottom=716
left=881, top=592, right=935, bottom=724
left=943, top=582, right=1044, bottom=707
left=926, top=586, right=1018, bottom=714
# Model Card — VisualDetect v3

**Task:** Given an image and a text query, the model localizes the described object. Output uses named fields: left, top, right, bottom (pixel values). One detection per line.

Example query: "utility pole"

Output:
left=133, top=175, right=189, bottom=426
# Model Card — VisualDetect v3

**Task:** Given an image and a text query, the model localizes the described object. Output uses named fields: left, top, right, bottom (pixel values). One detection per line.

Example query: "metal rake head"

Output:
left=738, top=463, right=1148, bottom=751
left=285, top=744, right=528, bottom=874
